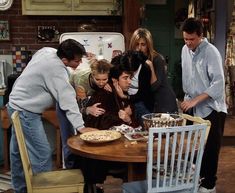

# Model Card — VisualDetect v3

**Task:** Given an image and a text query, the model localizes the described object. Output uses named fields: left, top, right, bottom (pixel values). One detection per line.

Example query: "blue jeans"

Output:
left=56, top=103, right=76, bottom=168
left=7, top=104, right=52, bottom=193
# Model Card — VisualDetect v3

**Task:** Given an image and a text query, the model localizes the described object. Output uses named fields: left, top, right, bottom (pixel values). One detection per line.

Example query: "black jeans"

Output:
left=200, top=110, right=226, bottom=189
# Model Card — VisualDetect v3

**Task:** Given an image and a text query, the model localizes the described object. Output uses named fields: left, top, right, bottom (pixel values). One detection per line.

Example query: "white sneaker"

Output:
left=198, top=186, right=216, bottom=193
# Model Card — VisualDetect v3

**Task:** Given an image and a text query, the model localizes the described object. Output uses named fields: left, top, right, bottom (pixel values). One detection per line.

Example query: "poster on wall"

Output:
left=0, top=20, right=10, bottom=41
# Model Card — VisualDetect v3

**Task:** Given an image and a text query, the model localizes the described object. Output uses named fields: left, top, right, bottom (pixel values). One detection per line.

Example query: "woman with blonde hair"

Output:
left=129, top=28, right=178, bottom=117
left=71, top=58, right=112, bottom=117
left=57, top=58, right=113, bottom=169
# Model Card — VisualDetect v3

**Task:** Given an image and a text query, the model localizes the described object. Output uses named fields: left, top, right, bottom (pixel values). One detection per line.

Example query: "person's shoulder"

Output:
left=153, top=53, right=165, bottom=62
left=203, top=40, right=220, bottom=55
left=40, top=47, right=57, bottom=54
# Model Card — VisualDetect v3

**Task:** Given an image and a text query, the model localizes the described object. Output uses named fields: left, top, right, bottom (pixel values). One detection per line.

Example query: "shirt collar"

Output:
left=190, top=38, right=208, bottom=56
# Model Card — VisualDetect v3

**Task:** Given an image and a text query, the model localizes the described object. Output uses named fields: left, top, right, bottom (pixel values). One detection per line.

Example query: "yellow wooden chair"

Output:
left=11, top=111, right=84, bottom=193
left=181, top=113, right=211, bottom=142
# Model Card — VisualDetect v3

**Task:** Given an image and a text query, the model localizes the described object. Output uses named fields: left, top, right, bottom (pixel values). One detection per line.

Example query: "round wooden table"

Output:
left=67, top=134, right=149, bottom=181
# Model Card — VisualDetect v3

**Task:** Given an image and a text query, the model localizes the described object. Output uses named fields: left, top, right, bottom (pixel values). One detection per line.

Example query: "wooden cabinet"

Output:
left=22, top=0, right=122, bottom=15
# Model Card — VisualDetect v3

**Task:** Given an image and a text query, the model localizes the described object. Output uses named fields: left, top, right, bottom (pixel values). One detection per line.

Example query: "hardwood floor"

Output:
left=0, top=115, right=235, bottom=193
left=217, top=115, right=235, bottom=193
left=217, top=146, right=235, bottom=193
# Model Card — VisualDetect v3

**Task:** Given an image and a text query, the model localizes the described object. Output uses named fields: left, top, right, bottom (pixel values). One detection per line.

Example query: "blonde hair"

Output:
left=90, top=59, right=112, bottom=76
left=129, top=28, right=158, bottom=61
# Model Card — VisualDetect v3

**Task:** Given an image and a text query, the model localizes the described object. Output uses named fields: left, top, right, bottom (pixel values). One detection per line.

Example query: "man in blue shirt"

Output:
left=180, top=18, right=227, bottom=193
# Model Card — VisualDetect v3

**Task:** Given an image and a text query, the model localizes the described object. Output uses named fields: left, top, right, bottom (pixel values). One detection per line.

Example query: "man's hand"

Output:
left=86, top=103, right=105, bottom=117
left=180, top=99, right=197, bottom=112
left=180, top=93, right=210, bottom=112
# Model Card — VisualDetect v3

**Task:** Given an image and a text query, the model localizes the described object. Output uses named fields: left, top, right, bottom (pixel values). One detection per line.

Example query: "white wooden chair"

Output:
left=11, top=111, right=85, bottom=193
left=122, top=122, right=208, bottom=193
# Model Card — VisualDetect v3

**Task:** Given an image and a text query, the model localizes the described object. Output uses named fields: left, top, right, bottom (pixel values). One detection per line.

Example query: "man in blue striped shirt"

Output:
left=180, top=18, right=227, bottom=193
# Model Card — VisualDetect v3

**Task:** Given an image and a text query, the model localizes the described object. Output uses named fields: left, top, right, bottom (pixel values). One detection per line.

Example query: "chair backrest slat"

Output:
left=162, top=132, right=169, bottom=187
left=11, top=111, right=33, bottom=192
left=169, top=132, right=177, bottom=186
left=147, top=123, right=207, bottom=193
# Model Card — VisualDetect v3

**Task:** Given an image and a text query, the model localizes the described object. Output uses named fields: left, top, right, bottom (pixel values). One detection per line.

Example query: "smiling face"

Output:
left=183, top=31, right=202, bottom=51
left=92, top=73, right=109, bottom=88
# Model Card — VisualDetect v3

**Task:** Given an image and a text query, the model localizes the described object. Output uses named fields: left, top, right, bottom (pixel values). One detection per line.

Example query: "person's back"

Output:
left=9, top=47, right=69, bottom=113
left=151, top=53, right=178, bottom=113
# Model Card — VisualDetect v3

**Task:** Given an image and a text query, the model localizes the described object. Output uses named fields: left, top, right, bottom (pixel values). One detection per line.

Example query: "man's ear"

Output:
left=61, top=58, right=69, bottom=65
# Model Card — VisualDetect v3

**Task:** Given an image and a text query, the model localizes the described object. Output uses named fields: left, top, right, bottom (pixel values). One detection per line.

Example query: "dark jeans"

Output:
left=55, top=104, right=77, bottom=168
left=200, top=110, right=226, bottom=189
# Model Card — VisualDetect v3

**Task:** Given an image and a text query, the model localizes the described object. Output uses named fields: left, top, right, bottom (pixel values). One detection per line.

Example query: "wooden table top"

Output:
left=67, top=134, right=149, bottom=163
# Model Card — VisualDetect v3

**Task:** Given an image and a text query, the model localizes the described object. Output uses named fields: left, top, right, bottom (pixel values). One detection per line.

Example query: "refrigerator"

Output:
left=59, top=32, right=125, bottom=69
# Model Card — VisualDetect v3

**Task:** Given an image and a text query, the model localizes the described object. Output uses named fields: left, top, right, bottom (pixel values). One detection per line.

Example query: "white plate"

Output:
left=109, top=124, right=142, bottom=134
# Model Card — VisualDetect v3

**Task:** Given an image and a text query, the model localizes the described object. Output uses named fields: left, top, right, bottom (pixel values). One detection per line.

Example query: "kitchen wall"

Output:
left=0, top=0, right=122, bottom=56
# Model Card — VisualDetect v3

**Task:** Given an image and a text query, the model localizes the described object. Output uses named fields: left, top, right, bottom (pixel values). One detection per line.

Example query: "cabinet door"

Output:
left=22, top=0, right=121, bottom=15
left=73, top=0, right=120, bottom=15
left=22, top=0, right=73, bottom=15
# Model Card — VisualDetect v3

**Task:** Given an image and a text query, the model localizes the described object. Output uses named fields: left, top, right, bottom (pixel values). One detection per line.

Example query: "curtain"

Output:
left=225, top=0, right=235, bottom=114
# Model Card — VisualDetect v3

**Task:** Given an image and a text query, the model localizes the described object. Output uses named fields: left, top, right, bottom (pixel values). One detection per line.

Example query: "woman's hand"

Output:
left=103, top=83, right=112, bottom=92
left=118, top=109, right=132, bottom=124
left=86, top=103, right=105, bottom=117
left=124, top=105, right=132, bottom=116
left=145, top=59, right=154, bottom=69
left=145, top=59, right=157, bottom=83
left=113, top=80, right=127, bottom=99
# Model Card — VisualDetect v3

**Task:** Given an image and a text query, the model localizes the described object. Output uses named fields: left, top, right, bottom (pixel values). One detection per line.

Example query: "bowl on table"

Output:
left=141, top=113, right=184, bottom=131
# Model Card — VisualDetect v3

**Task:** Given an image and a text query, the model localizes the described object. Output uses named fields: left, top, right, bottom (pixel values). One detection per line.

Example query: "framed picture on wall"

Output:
left=0, top=20, right=10, bottom=41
